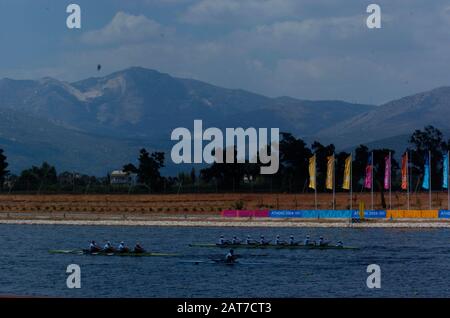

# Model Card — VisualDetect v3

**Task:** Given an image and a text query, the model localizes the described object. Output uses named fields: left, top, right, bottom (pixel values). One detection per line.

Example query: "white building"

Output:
left=110, top=170, right=137, bottom=185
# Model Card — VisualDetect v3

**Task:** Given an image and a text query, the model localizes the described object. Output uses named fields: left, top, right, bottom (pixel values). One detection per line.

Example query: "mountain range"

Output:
left=0, top=67, right=449, bottom=175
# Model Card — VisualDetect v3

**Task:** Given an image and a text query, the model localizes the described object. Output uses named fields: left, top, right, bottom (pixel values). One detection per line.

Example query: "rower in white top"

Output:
left=246, top=235, right=257, bottom=245
left=304, top=235, right=313, bottom=246
left=118, top=241, right=129, bottom=253
left=103, top=241, right=114, bottom=253
left=275, top=235, right=287, bottom=245
left=317, top=236, right=330, bottom=247
left=231, top=236, right=241, bottom=245
left=218, top=235, right=231, bottom=245
left=289, top=235, right=297, bottom=246
left=89, top=240, right=100, bottom=253
left=259, top=235, right=270, bottom=245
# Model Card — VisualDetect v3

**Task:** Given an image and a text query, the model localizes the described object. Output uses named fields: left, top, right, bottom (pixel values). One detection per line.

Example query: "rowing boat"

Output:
left=49, top=249, right=178, bottom=257
left=188, top=243, right=359, bottom=250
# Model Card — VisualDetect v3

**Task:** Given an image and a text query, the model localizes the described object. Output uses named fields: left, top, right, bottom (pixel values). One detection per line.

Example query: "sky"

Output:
left=1, top=0, right=450, bottom=105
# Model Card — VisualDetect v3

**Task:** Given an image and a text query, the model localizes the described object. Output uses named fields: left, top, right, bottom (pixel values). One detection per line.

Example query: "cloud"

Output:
left=81, top=12, right=172, bottom=46
left=181, top=0, right=299, bottom=25
left=144, top=0, right=194, bottom=5
left=14, top=1, right=450, bottom=106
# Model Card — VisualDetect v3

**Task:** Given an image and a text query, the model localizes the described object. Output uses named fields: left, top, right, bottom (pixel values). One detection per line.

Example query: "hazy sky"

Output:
left=1, top=0, right=450, bottom=105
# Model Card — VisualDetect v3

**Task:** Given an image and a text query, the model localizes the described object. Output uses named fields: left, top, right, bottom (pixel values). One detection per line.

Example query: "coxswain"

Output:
left=134, top=242, right=146, bottom=253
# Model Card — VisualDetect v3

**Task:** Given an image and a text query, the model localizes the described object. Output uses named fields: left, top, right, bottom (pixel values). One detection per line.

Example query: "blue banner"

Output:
left=319, top=210, right=354, bottom=218
left=422, top=155, right=430, bottom=190
left=439, top=210, right=450, bottom=218
left=269, top=210, right=305, bottom=218
left=363, top=210, right=387, bottom=218
left=269, top=210, right=356, bottom=218
left=443, top=154, right=448, bottom=189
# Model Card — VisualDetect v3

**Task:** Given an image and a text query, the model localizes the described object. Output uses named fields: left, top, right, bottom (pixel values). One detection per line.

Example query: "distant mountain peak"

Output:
left=316, top=85, right=450, bottom=148
left=0, top=67, right=382, bottom=174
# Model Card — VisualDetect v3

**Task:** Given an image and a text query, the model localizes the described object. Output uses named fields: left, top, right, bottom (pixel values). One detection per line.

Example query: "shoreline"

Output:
left=1, top=217, right=450, bottom=228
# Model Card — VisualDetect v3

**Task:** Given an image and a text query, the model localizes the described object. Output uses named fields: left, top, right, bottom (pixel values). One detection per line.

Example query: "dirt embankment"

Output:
left=0, top=192, right=447, bottom=220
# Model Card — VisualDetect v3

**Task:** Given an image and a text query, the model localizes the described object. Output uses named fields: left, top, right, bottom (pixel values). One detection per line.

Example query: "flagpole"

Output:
left=315, top=156, right=317, bottom=210
left=448, top=150, right=449, bottom=211
left=389, top=151, right=392, bottom=210
left=429, top=150, right=432, bottom=209
left=371, top=151, right=374, bottom=210
left=407, top=151, right=410, bottom=211
left=350, top=152, right=353, bottom=211
left=332, top=154, right=335, bottom=210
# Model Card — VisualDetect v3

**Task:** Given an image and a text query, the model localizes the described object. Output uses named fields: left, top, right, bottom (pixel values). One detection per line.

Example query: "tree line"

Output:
left=0, top=125, right=449, bottom=194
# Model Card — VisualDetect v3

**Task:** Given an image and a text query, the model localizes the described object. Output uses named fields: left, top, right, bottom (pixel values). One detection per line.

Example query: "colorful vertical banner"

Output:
left=364, top=156, right=372, bottom=189
left=326, top=155, right=334, bottom=190
left=401, top=153, right=408, bottom=190
left=443, top=153, right=448, bottom=189
left=384, top=154, right=391, bottom=190
left=343, top=155, right=352, bottom=190
left=422, top=155, right=430, bottom=190
left=308, top=155, right=316, bottom=190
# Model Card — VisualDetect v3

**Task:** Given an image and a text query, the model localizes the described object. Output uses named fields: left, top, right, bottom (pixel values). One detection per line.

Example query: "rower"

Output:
left=89, top=240, right=100, bottom=252
left=231, top=236, right=241, bottom=245
left=103, top=241, right=114, bottom=253
left=118, top=241, right=129, bottom=253
left=218, top=235, right=228, bottom=245
left=275, top=235, right=287, bottom=245
left=289, top=235, right=296, bottom=245
left=246, top=235, right=256, bottom=245
left=317, top=236, right=329, bottom=246
left=304, top=235, right=312, bottom=246
left=225, top=249, right=236, bottom=263
left=336, top=241, right=344, bottom=248
left=134, top=242, right=146, bottom=253
left=260, top=235, right=269, bottom=245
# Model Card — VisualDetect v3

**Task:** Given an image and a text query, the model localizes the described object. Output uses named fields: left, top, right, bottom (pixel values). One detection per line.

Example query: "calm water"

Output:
left=0, top=224, right=449, bottom=298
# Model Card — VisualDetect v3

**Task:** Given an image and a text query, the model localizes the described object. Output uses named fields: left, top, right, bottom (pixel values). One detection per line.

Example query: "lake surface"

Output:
left=0, top=224, right=449, bottom=298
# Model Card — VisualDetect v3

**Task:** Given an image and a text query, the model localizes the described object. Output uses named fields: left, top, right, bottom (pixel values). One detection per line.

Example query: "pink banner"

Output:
left=384, top=155, right=391, bottom=190
left=364, top=165, right=372, bottom=189
left=221, top=210, right=238, bottom=217
left=221, top=210, right=269, bottom=218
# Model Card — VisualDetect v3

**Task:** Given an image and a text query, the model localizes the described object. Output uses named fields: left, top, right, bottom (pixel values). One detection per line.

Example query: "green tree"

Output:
left=0, top=149, right=9, bottom=190
left=372, top=149, right=399, bottom=208
left=18, top=162, right=57, bottom=191
left=136, top=149, right=165, bottom=192
left=123, top=163, right=138, bottom=174
left=352, top=145, right=369, bottom=191
left=200, top=147, right=249, bottom=191
left=277, top=133, right=313, bottom=192
left=190, top=167, right=197, bottom=185
left=409, top=126, right=446, bottom=191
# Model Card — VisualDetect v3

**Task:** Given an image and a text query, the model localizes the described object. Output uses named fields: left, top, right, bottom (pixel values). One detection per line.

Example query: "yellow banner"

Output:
left=343, top=155, right=351, bottom=190
left=386, top=210, right=438, bottom=219
left=309, top=155, right=316, bottom=190
left=326, top=155, right=334, bottom=190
